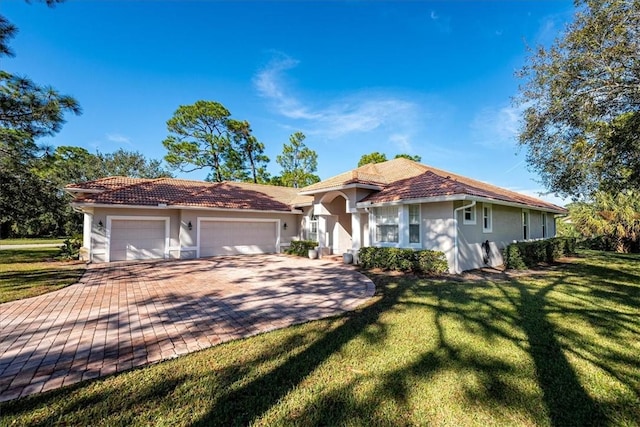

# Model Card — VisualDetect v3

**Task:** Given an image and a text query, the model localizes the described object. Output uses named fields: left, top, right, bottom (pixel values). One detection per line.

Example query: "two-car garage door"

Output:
left=199, top=220, right=277, bottom=257
left=106, top=217, right=278, bottom=262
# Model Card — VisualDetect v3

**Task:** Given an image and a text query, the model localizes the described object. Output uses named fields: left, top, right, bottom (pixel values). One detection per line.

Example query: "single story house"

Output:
left=67, top=158, right=567, bottom=273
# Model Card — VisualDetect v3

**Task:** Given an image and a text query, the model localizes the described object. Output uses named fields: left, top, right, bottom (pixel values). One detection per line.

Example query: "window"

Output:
left=375, top=206, right=399, bottom=243
left=409, top=205, right=420, bottom=243
left=522, top=210, right=530, bottom=240
left=463, top=205, right=476, bottom=224
left=309, top=214, right=318, bottom=242
left=542, top=212, right=547, bottom=238
left=482, top=203, right=492, bottom=233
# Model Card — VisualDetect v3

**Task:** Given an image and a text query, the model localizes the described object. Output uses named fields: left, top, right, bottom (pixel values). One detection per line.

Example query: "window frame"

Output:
left=408, top=204, right=421, bottom=245
left=308, top=214, right=318, bottom=242
left=463, top=205, right=476, bottom=225
left=522, top=209, right=530, bottom=240
left=374, top=206, right=399, bottom=244
left=541, top=212, right=547, bottom=238
left=482, top=203, right=493, bottom=233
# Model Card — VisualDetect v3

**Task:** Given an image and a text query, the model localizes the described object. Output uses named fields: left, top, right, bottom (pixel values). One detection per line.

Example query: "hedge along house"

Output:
left=66, top=177, right=313, bottom=262
left=298, top=158, right=567, bottom=273
left=67, top=158, right=566, bottom=273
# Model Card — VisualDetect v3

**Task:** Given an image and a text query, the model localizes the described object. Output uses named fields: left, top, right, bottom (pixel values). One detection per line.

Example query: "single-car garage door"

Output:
left=199, top=220, right=277, bottom=257
left=109, top=219, right=167, bottom=261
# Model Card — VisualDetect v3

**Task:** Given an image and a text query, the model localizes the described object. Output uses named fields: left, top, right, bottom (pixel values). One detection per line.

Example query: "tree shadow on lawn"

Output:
left=0, top=268, right=85, bottom=303
left=2, top=257, right=638, bottom=425
left=190, top=261, right=637, bottom=426
left=0, top=248, right=62, bottom=264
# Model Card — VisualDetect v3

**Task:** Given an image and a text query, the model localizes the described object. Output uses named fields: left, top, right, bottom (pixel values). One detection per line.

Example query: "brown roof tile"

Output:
left=303, top=158, right=566, bottom=213
left=69, top=178, right=312, bottom=212
left=65, top=176, right=153, bottom=191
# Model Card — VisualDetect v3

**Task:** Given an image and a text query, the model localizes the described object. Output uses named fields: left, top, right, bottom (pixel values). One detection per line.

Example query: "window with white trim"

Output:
left=375, top=206, right=399, bottom=243
left=409, top=204, right=421, bottom=244
left=482, top=203, right=492, bottom=233
left=309, top=215, right=318, bottom=242
left=463, top=205, right=476, bottom=224
left=542, top=212, right=547, bottom=238
left=522, top=210, right=530, bottom=240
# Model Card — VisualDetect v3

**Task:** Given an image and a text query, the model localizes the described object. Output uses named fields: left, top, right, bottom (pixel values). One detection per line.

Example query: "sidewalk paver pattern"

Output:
left=0, top=255, right=374, bottom=402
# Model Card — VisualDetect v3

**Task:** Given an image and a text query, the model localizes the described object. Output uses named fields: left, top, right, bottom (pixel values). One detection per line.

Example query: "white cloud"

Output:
left=254, top=53, right=420, bottom=140
left=389, top=134, right=413, bottom=152
left=428, top=9, right=451, bottom=34
left=105, top=133, right=132, bottom=145
left=470, top=104, right=522, bottom=148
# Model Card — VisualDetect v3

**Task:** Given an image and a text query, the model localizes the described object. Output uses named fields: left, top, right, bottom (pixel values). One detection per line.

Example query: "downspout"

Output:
left=453, top=200, right=476, bottom=274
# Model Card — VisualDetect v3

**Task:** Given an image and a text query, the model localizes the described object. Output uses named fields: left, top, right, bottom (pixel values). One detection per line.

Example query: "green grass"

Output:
left=1, top=250, right=638, bottom=426
left=0, top=237, right=66, bottom=246
left=0, top=248, right=86, bottom=303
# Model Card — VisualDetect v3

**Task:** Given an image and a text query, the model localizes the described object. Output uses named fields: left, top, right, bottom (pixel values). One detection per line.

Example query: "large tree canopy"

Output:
left=162, top=100, right=268, bottom=183
left=358, top=152, right=387, bottom=166
left=569, top=190, right=640, bottom=253
left=276, top=132, right=319, bottom=188
left=516, top=0, right=640, bottom=198
left=227, top=120, right=270, bottom=183
left=0, top=6, right=81, bottom=237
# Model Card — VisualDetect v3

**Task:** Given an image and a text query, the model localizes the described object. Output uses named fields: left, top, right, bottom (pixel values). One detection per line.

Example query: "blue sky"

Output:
left=4, top=1, right=574, bottom=205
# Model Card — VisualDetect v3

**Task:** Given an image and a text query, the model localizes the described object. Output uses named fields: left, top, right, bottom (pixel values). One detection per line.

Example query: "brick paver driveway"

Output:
left=0, top=255, right=374, bottom=402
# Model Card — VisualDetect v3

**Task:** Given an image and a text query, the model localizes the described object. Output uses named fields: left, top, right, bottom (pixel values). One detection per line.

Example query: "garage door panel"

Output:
left=110, top=219, right=166, bottom=261
left=199, top=221, right=277, bottom=257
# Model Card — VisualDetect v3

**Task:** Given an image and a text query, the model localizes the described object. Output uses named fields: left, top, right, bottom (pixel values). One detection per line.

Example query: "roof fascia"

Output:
left=71, top=202, right=304, bottom=215
left=298, top=182, right=382, bottom=195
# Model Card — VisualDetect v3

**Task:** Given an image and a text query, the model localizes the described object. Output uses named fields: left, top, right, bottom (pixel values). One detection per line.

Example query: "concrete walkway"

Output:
left=0, top=255, right=375, bottom=402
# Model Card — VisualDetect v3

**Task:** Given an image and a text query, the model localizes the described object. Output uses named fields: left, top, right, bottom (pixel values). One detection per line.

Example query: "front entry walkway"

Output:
left=0, top=255, right=374, bottom=402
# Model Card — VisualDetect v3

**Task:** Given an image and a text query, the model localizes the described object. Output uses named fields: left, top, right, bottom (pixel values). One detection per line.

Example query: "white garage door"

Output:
left=199, top=220, right=277, bottom=257
left=109, top=219, right=166, bottom=261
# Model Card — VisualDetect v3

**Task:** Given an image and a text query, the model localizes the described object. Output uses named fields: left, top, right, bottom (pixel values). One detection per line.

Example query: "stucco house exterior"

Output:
left=67, top=158, right=566, bottom=273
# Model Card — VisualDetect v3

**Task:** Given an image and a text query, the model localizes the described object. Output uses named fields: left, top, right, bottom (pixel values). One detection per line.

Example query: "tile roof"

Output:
left=300, top=158, right=429, bottom=192
left=302, top=158, right=566, bottom=213
left=68, top=177, right=312, bottom=212
left=65, top=176, right=153, bottom=191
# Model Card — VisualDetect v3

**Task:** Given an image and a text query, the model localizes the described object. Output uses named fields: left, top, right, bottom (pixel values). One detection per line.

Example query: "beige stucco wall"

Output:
left=420, top=201, right=456, bottom=273
left=456, top=202, right=558, bottom=272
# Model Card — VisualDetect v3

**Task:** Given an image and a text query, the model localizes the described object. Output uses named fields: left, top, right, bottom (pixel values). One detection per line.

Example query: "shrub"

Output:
left=286, top=240, right=318, bottom=257
left=415, top=250, right=449, bottom=274
left=358, top=247, right=448, bottom=274
left=504, top=237, right=577, bottom=269
left=57, top=234, right=82, bottom=260
left=504, top=244, right=527, bottom=270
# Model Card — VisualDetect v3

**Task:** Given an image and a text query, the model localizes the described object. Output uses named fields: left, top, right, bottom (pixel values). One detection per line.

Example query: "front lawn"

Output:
left=0, top=248, right=85, bottom=303
left=1, top=250, right=638, bottom=425
left=0, top=237, right=66, bottom=246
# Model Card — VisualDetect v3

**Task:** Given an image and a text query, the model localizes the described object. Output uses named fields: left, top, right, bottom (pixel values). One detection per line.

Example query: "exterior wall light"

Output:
left=98, top=220, right=104, bottom=230
left=188, top=221, right=193, bottom=231
left=283, top=222, right=288, bottom=230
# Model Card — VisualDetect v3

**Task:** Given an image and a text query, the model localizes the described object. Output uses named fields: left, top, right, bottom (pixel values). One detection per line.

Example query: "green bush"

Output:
left=57, top=233, right=82, bottom=260
left=286, top=240, right=318, bottom=257
left=415, top=250, right=449, bottom=274
left=504, top=244, right=527, bottom=270
left=358, top=247, right=448, bottom=274
left=504, top=237, right=577, bottom=269
left=578, top=236, right=615, bottom=251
